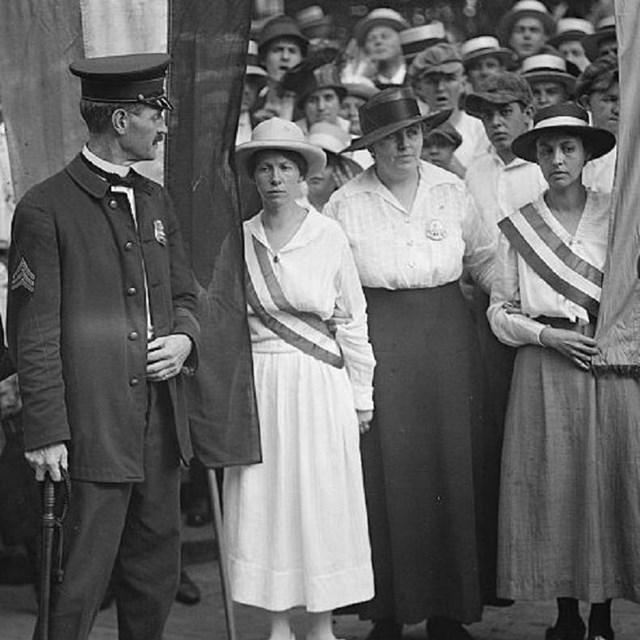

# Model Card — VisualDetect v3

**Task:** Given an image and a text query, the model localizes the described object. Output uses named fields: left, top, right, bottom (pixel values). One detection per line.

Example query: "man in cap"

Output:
left=237, top=40, right=270, bottom=145
left=7, top=53, right=199, bottom=640
left=582, top=15, right=617, bottom=62
left=253, top=14, right=309, bottom=123
left=461, top=36, right=516, bottom=92
left=408, top=42, right=490, bottom=176
left=520, top=52, right=578, bottom=110
left=353, top=8, right=409, bottom=88
left=577, top=53, right=619, bottom=194
left=548, top=17, right=594, bottom=72
left=497, top=0, right=557, bottom=64
left=421, top=121, right=463, bottom=171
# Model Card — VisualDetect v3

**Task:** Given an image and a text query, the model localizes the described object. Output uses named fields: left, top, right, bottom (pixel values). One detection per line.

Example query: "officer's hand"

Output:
left=146, top=334, right=192, bottom=381
left=356, top=409, right=373, bottom=434
left=25, top=442, right=68, bottom=482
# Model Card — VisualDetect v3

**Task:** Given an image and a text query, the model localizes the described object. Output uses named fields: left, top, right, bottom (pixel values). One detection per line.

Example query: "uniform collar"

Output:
left=82, top=145, right=130, bottom=178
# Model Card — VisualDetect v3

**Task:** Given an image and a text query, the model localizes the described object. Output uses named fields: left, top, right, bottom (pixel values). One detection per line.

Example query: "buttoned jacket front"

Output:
left=7, top=155, right=199, bottom=482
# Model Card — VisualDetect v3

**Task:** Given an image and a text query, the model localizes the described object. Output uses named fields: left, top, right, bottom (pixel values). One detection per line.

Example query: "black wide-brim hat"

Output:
left=511, top=103, right=616, bottom=163
left=343, top=87, right=452, bottom=152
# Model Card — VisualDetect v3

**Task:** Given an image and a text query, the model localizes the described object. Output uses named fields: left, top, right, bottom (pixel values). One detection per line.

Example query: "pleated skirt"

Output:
left=357, top=283, right=484, bottom=625
left=498, top=334, right=640, bottom=602
left=224, top=349, right=374, bottom=612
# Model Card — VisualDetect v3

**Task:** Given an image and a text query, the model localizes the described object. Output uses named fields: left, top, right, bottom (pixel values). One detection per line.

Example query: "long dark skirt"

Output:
left=357, top=283, right=484, bottom=625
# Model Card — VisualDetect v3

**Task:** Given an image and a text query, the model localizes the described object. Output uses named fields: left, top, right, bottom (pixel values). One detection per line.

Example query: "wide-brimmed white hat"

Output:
left=521, top=53, right=578, bottom=94
left=548, top=17, right=594, bottom=48
left=399, top=23, right=446, bottom=63
left=511, top=102, right=615, bottom=163
left=307, top=122, right=363, bottom=175
left=461, top=36, right=516, bottom=69
left=235, top=118, right=326, bottom=177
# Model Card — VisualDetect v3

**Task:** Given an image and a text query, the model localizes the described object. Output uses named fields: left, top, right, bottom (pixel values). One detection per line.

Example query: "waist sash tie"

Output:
left=498, top=203, right=603, bottom=320
left=245, top=235, right=344, bottom=369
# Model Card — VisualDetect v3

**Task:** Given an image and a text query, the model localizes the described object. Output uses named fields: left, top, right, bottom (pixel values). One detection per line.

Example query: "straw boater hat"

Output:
left=399, top=23, right=447, bottom=64
left=353, top=8, right=409, bottom=47
left=461, top=36, right=516, bottom=70
left=235, top=118, right=326, bottom=177
left=520, top=53, right=579, bottom=94
left=582, top=15, right=616, bottom=62
left=497, top=0, right=556, bottom=45
left=245, top=40, right=269, bottom=84
left=548, top=17, right=594, bottom=48
left=511, top=102, right=616, bottom=163
left=307, top=122, right=363, bottom=175
left=343, top=86, right=452, bottom=152
left=257, top=14, right=309, bottom=59
left=295, top=5, right=332, bottom=38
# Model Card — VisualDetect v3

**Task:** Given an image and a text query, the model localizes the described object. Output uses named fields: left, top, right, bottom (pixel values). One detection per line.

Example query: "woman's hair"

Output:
left=575, top=53, right=619, bottom=102
left=79, top=99, right=145, bottom=134
left=249, top=149, right=308, bottom=179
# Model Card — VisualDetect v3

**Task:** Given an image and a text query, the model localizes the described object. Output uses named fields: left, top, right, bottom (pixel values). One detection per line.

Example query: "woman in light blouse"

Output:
left=325, top=87, right=495, bottom=640
left=487, top=103, right=617, bottom=640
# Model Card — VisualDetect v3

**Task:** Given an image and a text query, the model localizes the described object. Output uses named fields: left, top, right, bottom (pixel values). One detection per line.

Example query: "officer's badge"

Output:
left=425, top=219, right=447, bottom=241
left=11, top=257, right=35, bottom=293
left=153, top=219, right=167, bottom=246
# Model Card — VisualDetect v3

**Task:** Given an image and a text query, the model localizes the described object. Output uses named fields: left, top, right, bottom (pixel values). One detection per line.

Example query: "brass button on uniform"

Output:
left=126, top=286, right=137, bottom=296
left=108, top=199, right=118, bottom=209
left=129, top=377, right=139, bottom=387
left=124, top=241, right=134, bottom=251
left=128, top=331, right=139, bottom=341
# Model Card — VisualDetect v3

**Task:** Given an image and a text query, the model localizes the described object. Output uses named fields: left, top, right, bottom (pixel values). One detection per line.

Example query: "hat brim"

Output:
left=582, top=28, right=617, bottom=61
left=523, top=71, right=576, bottom=94
left=511, top=125, right=616, bottom=163
left=548, top=30, right=592, bottom=48
left=463, top=48, right=515, bottom=69
left=354, top=17, right=407, bottom=47
left=343, top=109, right=452, bottom=152
left=497, top=10, right=556, bottom=44
left=235, top=139, right=326, bottom=178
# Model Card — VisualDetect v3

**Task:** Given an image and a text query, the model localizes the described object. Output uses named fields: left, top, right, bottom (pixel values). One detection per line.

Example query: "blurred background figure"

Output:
left=462, top=36, right=517, bottom=92
left=497, top=0, right=557, bottom=64
left=399, top=22, right=446, bottom=74
left=421, top=120, right=462, bottom=171
left=305, top=121, right=363, bottom=212
left=408, top=42, right=489, bottom=176
left=295, top=4, right=332, bottom=44
left=576, top=53, right=619, bottom=194
left=582, top=14, right=617, bottom=62
left=340, top=81, right=378, bottom=137
left=548, top=17, right=594, bottom=72
left=254, top=14, right=308, bottom=123
left=520, top=52, right=578, bottom=110
left=353, top=8, right=409, bottom=88
left=236, top=40, right=269, bottom=145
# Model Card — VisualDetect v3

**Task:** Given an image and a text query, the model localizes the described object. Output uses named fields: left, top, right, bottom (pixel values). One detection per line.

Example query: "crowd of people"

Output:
left=229, top=2, right=628, bottom=640
left=0, top=1, right=634, bottom=640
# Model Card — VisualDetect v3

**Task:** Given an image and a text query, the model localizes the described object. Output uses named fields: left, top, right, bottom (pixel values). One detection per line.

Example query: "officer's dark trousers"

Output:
left=34, top=382, right=181, bottom=640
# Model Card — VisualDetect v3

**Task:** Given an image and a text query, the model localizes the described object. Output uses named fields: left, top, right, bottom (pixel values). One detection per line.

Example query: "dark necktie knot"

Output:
left=107, top=171, right=139, bottom=189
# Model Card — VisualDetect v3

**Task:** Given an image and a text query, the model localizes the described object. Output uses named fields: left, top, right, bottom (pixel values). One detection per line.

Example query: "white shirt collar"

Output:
left=82, top=145, right=130, bottom=178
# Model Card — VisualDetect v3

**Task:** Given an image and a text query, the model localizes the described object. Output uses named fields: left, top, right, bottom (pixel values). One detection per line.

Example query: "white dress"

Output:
left=224, top=208, right=375, bottom=612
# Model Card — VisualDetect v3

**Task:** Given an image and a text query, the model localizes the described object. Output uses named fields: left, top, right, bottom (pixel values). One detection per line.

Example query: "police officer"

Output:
left=7, top=53, right=199, bottom=640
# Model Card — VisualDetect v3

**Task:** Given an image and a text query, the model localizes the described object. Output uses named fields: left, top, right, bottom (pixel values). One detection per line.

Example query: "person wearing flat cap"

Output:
left=421, top=120, right=463, bottom=171
left=497, top=0, right=557, bottom=64
left=354, top=8, right=409, bottom=88
left=576, top=53, right=619, bottom=194
left=408, top=42, right=491, bottom=176
left=325, top=87, right=496, bottom=640
left=227, top=118, right=375, bottom=640
left=7, top=53, right=199, bottom=640
left=488, top=101, right=626, bottom=640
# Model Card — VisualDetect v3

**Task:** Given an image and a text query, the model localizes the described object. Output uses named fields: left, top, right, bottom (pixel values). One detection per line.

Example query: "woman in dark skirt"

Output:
left=324, top=87, right=495, bottom=640
left=487, top=103, right=618, bottom=640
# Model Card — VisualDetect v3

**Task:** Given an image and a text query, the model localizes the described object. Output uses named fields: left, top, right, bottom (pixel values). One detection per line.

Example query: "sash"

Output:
left=245, top=234, right=344, bottom=369
left=498, top=203, right=603, bottom=319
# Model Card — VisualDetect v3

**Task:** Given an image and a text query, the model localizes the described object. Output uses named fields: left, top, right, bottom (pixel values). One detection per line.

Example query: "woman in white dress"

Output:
left=488, top=103, right=617, bottom=640
left=226, top=118, right=376, bottom=640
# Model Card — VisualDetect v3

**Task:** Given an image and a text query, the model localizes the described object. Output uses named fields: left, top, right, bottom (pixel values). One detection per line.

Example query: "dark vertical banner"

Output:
left=0, top=0, right=85, bottom=199
left=167, top=0, right=261, bottom=467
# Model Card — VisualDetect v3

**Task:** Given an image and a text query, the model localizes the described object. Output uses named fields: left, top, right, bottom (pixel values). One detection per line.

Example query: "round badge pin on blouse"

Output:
left=426, top=219, right=447, bottom=241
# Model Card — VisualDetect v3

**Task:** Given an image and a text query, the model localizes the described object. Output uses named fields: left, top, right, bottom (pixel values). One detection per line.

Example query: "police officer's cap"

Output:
left=70, top=53, right=173, bottom=111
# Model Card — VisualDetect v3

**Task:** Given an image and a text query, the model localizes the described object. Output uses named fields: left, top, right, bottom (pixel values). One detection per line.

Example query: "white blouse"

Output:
left=487, top=189, right=612, bottom=347
left=244, top=209, right=376, bottom=410
left=323, top=160, right=495, bottom=291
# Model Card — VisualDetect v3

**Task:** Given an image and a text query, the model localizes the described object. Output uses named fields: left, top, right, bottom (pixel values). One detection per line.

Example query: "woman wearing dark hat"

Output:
left=325, top=87, right=495, bottom=640
left=227, top=118, right=376, bottom=640
left=488, top=103, right=617, bottom=640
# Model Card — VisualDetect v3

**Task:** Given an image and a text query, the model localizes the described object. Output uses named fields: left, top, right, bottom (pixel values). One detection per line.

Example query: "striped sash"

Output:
left=498, top=203, right=603, bottom=318
left=245, top=234, right=344, bottom=368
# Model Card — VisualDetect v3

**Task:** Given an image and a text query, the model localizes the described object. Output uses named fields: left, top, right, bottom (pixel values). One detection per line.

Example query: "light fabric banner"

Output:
left=593, top=0, right=640, bottom=375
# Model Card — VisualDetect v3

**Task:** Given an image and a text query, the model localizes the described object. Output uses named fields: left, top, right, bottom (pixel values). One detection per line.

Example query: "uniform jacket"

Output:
left=7, top=154, right=199, bottom=482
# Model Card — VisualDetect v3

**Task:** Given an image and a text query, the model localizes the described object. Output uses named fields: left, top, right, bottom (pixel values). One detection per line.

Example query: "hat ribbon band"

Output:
left=534, top=115, right=589, bottom=130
